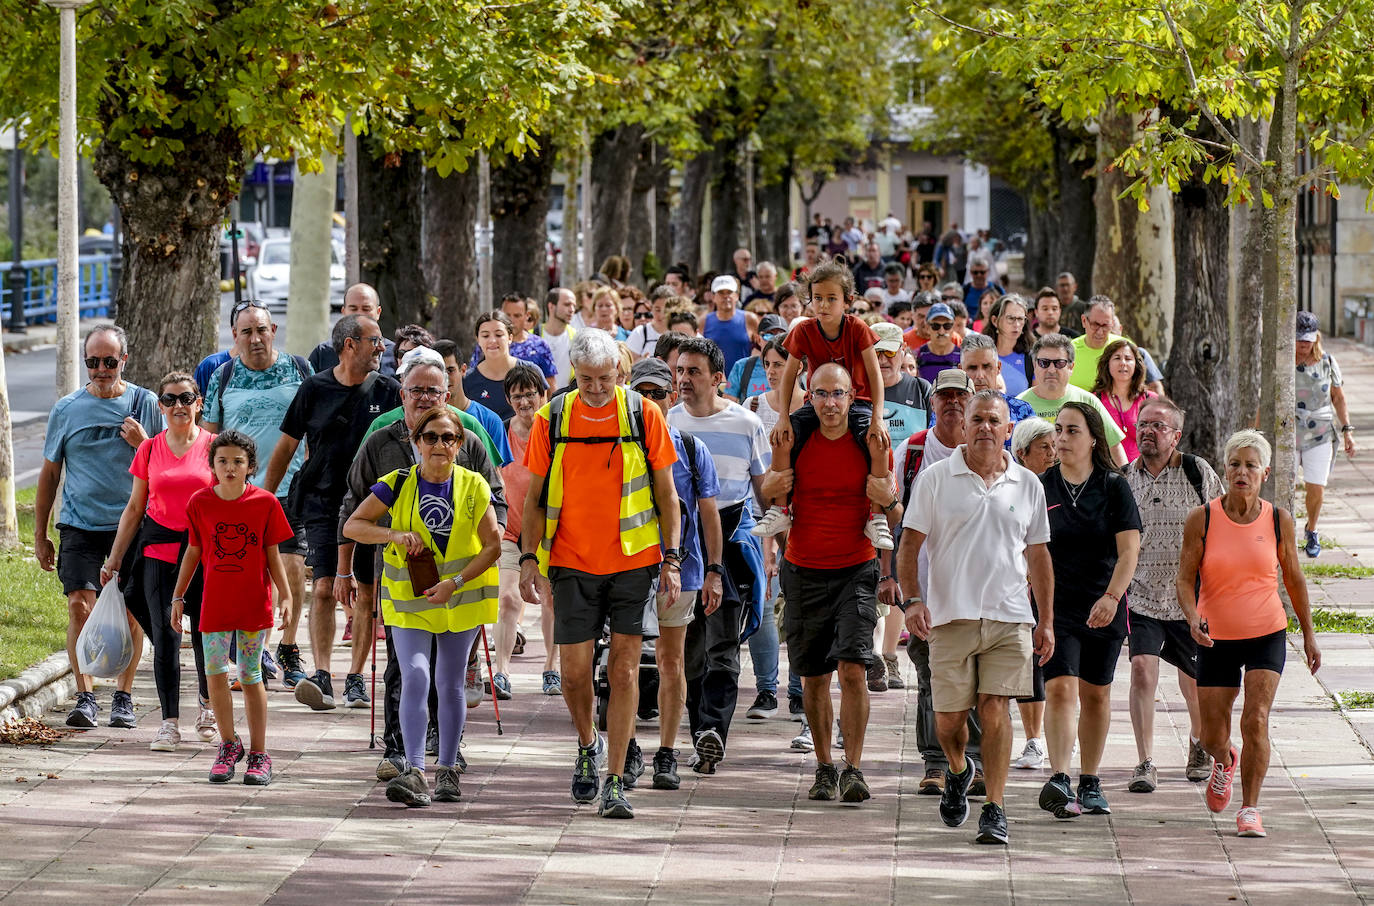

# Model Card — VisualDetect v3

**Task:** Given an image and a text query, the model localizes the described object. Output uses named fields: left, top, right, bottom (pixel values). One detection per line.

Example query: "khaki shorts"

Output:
left=657, top=589, right=698, bottom=629
left=928, top=619, right=1033, bottom=712
left=499, top=539, right=523, bottom=573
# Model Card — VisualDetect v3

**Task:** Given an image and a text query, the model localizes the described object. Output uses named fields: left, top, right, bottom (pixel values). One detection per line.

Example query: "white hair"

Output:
left=569, top=328, right=621, bottom=370
left=1012, top=417, right=1055, bottom=458
left=1223, top=429, right=1272, bottom=469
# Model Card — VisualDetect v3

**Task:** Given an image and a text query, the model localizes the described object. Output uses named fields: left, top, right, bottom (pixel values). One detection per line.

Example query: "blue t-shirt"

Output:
left=43, top=384, right=163, bottom=531
left=703, top=309, right=751, bottom=373
left=194, top=351, right=232, bottom=396
left=668, top=427, right=720, bottom=592
left=203, top=353, right=313, bottom=492
left=372, top=474, right=455, bottom=552
left=726, top=355, right=770, bottom=401
left=999, top=351, right=1031, bottom=397
left=461, top=399, right=513, bottom=466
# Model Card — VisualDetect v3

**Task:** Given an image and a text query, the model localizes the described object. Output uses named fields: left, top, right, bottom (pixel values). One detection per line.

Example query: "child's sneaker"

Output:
left=195, top=700, right=218, bottom=742
left=864, top=513, right=894, bottom=550
left=244, top=751, right=273, bottom=786
left=208, top=737, right=245, bottom=783
left=149, top=719, right=181, bottom=752
left=750, top=505, right=792, bottom=537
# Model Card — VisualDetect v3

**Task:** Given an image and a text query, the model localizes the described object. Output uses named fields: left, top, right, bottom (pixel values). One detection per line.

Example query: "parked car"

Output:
left=248, top=237, right=345, bottom=309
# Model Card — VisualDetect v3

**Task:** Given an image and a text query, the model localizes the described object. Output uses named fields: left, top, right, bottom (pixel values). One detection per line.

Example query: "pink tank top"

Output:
left=1197, top=499, right=1287, bottom=640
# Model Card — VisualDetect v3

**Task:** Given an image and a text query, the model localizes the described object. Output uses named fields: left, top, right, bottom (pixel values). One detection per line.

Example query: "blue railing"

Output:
left=0, top=255, right=114, bottom=324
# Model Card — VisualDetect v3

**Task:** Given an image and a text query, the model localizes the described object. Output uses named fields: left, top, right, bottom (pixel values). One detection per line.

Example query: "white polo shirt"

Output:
left=903, top=446, right=1050, bottom=627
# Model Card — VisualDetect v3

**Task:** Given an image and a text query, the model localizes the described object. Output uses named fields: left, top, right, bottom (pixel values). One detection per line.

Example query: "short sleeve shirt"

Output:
left=186, top=485, right=294, bottom=633
left=786, top=432, right=886, bottom=570
left=1124, top=455, right=1224, bottom=620
left=666, top=402, right=770, bottom=509
left=130, top=430, right=216, bottom=562
left=1296, top=354, right=1343, bottom=450
left=1016, top=384, right=1127, bottom=447
left=783, top=316, right=879, bottom=401
left=726, top=355, right=771, bottom=400
left=669, top=427, right=721, bottom=592
left=372, top=474, right=455, bottom=552
left=203, top=353, right=313, bottom=492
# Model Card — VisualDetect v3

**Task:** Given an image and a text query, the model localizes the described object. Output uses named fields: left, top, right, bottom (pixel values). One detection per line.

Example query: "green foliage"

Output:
left=1337, top=690, right=1374, bottom=709
left=0, top=488, right=65, bottom=682
left=1288, top=608, right=1374, bottom=633
left=1302, top=563, right=1374, bottom=580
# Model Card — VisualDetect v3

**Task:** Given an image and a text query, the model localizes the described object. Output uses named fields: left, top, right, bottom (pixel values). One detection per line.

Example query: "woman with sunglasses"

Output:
left=344, top=407, right=502, bottom=807
left=101, top=373, right=217, bottom=752
left=626, top=295, right=665, bottom=361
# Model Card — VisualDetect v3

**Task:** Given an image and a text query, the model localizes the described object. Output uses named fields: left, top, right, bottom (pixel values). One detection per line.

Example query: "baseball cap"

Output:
left=1296, top=310, right=1319, bottom=342
left=711, top=274, right=740, bottom=294
left=397, top=345, right=446, bottom=377
left=758, top=313, right=787, bottom=337
left=871, top=321, right=904, bottom=353
left=629, top=357, right=673, bottom=390
left=931, top=368, right=974, bottom=394
left=927, top=302, right=954, bottom=323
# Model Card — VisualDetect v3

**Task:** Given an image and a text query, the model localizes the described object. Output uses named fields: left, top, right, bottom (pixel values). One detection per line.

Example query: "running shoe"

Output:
left=788, top=694, right=805, bottom=720
left=863, top=513, right=894, bottom=551
left=866, top=658, right=889, bottom=692
left=1014, top=738, right=1046, bottom=770
left=1236, top=806, right=1266, bottom=837
left=969, top=767, right=987, bottom=798
left=109, top=690, right=137, bottom=729
left=599, top=774, right=634, bottom=819
left=260, top=649, right=279, bottom=681
left=1077, top=774, right=1111, bottom=814
left=1128, top=759, right=1158, bottom=793
left=342, top=616, right=353, bottom=642
left=196, top=700, right=218, bottom=742
left=918, top=766, right=945, bottom=795
left=623, top=738, right=645, bottom=789
left=386, top=767, right=431, bottom=807
left=1206, top=744, right=1239, bottom=813
left=542, top=670, right=562, bottom=695
left=838, top=765, right=871, bottom=804
left=455, top=743, right=468, bottom=774
left=572, top=736, right=604, bottom=803
left=1304, top=529, right=1322, bottom=558
left=433, top=766, right=462, bottom=802
left=208, top=737, right=245, bottom=783
left=377, top=753, right=406, bottom=781
left=344, top=673, right=370, bottom=708
left=746, top=691, right=778, bottom=719
left=940, top=759, right=974, bottom=827
left=294, top=671, right=336, bottom=710
left=244, top=751, right=273, bottom=786
left=465, top=667, right=483, bottom=708
left=426, top=723, right=439, bottom=757
left=809, top=762, right=839, bottom=801
left=149, top=719, right=181, bottom=752
left=652, top=748, right=680, bottom=790
left=512, top=630, right=526, bottom=656
left=791, top=722, right=815, bottom=753
left=65, top=691, right=98, bottom=729
left=693, top=728, right=725, bottom=773
left=1039, top=772, right=1083, bottom=819
left=1186, top=739, right=1213, bottom=783
left=277, top=643, right=307, bottom=689
left=492, top=672, right=513, bottom=701
left=976, top=802, right=1009, bottom=845
left=750, top=505, right=792, bottom=537
left=884, top=654, right=904, bottom=690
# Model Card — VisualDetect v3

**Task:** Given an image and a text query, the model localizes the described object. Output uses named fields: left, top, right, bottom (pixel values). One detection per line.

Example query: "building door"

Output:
left=907, top=176, right=948, bottom=235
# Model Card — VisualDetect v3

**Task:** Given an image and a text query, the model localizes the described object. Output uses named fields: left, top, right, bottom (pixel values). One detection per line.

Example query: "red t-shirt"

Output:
left=783, top=315, right=879, bottom=401
left=186, top=485, right=295, bottom=633
left=130, top=431, right=216, bottom=563
left=784, top=432, right=889, bottom=570
left=902, top=328, right=963, bottom=352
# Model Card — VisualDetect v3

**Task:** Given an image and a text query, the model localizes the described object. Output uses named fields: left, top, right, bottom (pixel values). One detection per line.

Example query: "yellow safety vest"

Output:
left=537, top=385, right=660, bottom=574
left=377, top=465, right=498, bottom=633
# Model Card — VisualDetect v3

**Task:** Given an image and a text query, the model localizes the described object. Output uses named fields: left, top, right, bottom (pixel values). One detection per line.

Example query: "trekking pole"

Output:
left=480, top=624, right=503, bottom=735
left=369, top=598, right=380, bottom=749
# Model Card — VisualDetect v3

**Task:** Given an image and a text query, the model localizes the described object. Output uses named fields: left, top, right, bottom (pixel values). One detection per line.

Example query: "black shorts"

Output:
left=56, top=526, right=130, bottom=596
left=276, top=509, right=308, bottom=558
left=789, top=400, right=874, bottom=471
left=353, top=543, right=377, bottom=585
left=1128, top=611, right=1198, bottom=678
left=549, top=565, right=658, bottom=645
left=1016, top=601, right=1045, bottom=703
left=1043, top=625, right=1124, bottom=686
left=303, top=515, right=340, bottom=577
left=1196, top=629, right=1286, bottom=688
left=780, top=558, right=879, bottom=677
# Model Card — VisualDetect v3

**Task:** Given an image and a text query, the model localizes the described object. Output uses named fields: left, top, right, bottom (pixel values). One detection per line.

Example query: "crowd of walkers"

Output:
left=35, top=217, right=1355, bottom=841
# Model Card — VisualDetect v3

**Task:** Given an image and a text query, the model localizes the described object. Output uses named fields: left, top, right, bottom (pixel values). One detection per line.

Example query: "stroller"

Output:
left=592, top=596, right=662, bottom=731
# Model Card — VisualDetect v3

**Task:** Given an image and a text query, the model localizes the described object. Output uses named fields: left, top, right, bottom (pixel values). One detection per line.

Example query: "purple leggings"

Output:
left=390, top=625, right=480, bottom=771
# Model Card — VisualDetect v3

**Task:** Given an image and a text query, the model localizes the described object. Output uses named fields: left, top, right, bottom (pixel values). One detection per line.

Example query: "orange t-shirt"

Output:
left=1197, top=499, right=1288, bottom=640
left=523, top=393, right=677, bottom=575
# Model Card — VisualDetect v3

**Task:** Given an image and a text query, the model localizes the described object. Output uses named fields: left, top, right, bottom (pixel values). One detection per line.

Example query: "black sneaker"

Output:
left=109, top=690, right=137, bottom=729
left=788, top=694, right=805, bottom=721
left=976, top=801, right=1009, bottom=844
left=455, top=744, right=468, bottom=775
left=623, top=738, right=645, bottom=789
left=599, top=773, right=634, bottom=818
left=652, top=747, right=680, bottom=790
left=838, top=765, right=871, bottom=804
left=693, top=728, right=725, bottom=773
left=746, top=691, right=778, bottom=719
left=426, top=722, right=439, bottom=757
left=866, top=658, right=888, bottom=692
left=344, top=673, right=369, bottom=708
left=65, top=691, right=99, bottom=729
left=939, top=759, right=975, bottom=827
left=808, top=762, right=839, bottom=801
left=433, top=766, right=462, bottom=802
left=1039, top=772, right=1083, bottom=819
left=376, top=754, right=406, bottom=781
left=294, top=671, right=336, bottom=710
left=260, top=648, right=279, bottom=681
left=572, top=737, right=602, bottom=803
left=277, top=643, right=307, bottom=689
left=1077, top=774, right=1111, bottom=814
left=386, top=767, right=432, bottom=807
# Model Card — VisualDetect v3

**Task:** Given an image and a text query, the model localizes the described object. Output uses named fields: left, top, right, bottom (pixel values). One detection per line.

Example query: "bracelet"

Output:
left=661, top=560, right=681, bottom=571
left=171, top=596, right=186, bottom=604
left=881, top=575, right=897, bottom=583
left=1103, top=590, right=1120, bottom=602
left=519, top=552, right=539, bottom=566
left=1342, top=425, right=1355, bottom=433
left=881, top=498, right=898, bottom=512
left=337, top=572, right=353, bottom=579
left=898, top=595, right=922, bottom=612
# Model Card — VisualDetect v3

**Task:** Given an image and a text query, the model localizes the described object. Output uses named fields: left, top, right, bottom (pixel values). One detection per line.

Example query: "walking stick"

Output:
left=369, top=596, right=380, bottom=749
left=480, top=624, right=503, bottom=735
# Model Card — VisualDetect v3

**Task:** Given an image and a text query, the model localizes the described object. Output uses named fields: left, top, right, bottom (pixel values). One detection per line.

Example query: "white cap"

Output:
left=397, top=345, right=445, bottom=377
left=871, top=321, right=904, bottom=353
left=711, top=274, right=739, bottom=294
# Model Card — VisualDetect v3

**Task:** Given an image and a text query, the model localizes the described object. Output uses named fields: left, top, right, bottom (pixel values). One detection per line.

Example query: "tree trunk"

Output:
left=626, top=138, right=657, bottom=287
left=590, top=125, right=644, bottom=271
left=357, top=141, right=428, bottom=334
left=710, top=138, right=750, bottom=273
left=654, top=159, right=673, bottom=274
left=759, top=164, right=791, bottom=267
left=1024, top=202, right=1053, bottom=289
left=1044, top=121, right=1096, bottom=295
left=490, top=140, right=556, bottom=301
left=285, top=152, right=337, bottom=358
left=424, top=164, right=480, bottom=344
left=671, top=149, right=714, bottom=275
left=94, top=129, right=237, bottom=390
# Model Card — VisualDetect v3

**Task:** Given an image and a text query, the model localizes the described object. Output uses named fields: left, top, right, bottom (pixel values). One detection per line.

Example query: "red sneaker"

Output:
left=208, top=737, right=245, bottom=783
left=342, top=617, right=354, bottom=642
left=1206, top=744, right=1238, bottom=813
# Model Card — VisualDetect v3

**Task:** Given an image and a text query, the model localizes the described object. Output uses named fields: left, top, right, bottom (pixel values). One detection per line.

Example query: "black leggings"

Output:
left=125, top=556, right=207, bottom=720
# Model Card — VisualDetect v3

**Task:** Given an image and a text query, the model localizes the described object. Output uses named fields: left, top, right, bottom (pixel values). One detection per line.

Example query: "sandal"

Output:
left=512, top=630, right=526, bottom=656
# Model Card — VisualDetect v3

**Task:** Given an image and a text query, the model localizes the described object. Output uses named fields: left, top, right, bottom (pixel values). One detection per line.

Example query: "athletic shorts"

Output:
left=1043, top=625, right=1124, bottom=686
left=780, top=558, right=879, bottom=677
left=276, top=509, right=308, bottom=558
left=56, top=526, right=130, bottom=596
left=1299, top=441, right=1335, bottom=487
left=657, top=589, right=697, bottom=629
left=549, top=565, right=658, bottom=645
left=789, top=400, right=874, bottom=471
left=352, top=542, right=376, bottom=585
left=1128, top=611, right=1198, bottom=678
left=303, top=515, right=340, bottom=578
left=929, top=618, right=1034, bottom=712
left=1196, top=628, right=1286, bottom=688
left=499, top=539, right=523, bottom=573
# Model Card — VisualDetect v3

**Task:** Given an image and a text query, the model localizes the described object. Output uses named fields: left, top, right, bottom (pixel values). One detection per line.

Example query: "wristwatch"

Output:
left=663, top=547, right=686, bottom=563
left=519, top=552, right=538, bottom=567
left=704, top=563, right=724, bottom=576
left=897, top=595, right=922, bottom=613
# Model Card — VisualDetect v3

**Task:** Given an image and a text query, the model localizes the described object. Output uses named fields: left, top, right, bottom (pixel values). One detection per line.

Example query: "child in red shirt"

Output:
left=173, top=430, right=294, bottom=786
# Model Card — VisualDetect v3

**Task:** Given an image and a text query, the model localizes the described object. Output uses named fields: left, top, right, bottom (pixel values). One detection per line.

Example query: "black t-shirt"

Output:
left=1040, top=465, right=1142, bottom=639
left=308, top=339, right=398, bottom=377
left=279, top=369, right=401, bottom=511
left=463, top=368, right=514, bottom=420
left=851, top=262, right=886, bottom=291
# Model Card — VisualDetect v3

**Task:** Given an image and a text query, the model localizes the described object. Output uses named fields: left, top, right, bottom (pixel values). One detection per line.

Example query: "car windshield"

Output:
left=259, top=243, right=290, bottom=266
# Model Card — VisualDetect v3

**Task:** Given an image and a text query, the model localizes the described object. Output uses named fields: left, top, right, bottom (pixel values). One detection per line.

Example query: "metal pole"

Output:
left=477, top=150, right=493, bottom=311
left=7, top=139, right=26, bottom=334
left=230, top=218, right=242, bottom=307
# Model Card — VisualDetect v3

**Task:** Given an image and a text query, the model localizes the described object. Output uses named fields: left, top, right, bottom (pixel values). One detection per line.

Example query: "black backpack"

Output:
left=539, top=389, right=653, bottom=510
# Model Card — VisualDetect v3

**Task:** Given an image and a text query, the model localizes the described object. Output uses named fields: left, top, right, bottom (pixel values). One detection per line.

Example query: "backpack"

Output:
left=738, top=356, right=761, bottom=400
left=538, top=388, right=653, bottom=509
left=900, top=429, right=930, bottom=509
left=1179, top=453, right=1208, bottom=506
left=678, top=429, right=704, bottom=497
left=214, top=353, right=310, bottom=410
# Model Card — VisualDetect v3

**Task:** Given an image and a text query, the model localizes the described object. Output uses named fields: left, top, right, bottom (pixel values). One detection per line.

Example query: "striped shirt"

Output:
left=667, top=402, right=770, bottom=509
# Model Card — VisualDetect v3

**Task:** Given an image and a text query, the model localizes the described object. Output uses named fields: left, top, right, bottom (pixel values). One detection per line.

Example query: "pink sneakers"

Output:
left=244, top=751, right=273, bottom=786
left=208, top=737, right=245, bottom=783
left=1206, top=744, right=1239, bottom=813
left=1236, top=807, right=1266, bottom=837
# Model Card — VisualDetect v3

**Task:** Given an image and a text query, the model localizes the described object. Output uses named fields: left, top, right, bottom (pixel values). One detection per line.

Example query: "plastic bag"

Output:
left=76, top=577, right=134, bottom=677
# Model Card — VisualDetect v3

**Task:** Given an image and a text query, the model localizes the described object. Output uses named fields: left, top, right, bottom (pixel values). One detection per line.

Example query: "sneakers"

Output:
left=1077, top=774, right=1111, bottom=814
left=542, top=671, right=562, bottom=695
left=260, top=648, right=279, bottom=681
left=866, top=658, right=889, bottom=692
left=940, top=759, right=975, bottom=827
left=277, top=643, right=307, bottom=689
left=426, top=722, right=439, bottom=757
left=750, top=505, right=792, bottom=537
left=386, top=766, right=431, bottom=807
left=244, top=751, right=273, bottom=786
left=465, top=667, right=483, bottom=708
left=208, top=737, right=245, bottom=783
left=863, top=513, right=894, bottom=550
left=1304, top=529, right=1322, bottom=558
left=1186, top=738, right=1213, bottom=782
left=377, top=754, right=406, bottom=781
left=294, top=671, right=336, bottom=710
left=652, top=747, right=680, bottom=790
left=1236, top=806, right=1266, bottom=837
left=976, top=802, right=1010, bottom=845
left=969, top=768, right=986, bottom=798
left=492, top=672, right=513, bottom=701
left=693, top=728, right=725, bottom=773
left=746, top=691, right=778, bottom=719
left=788, top=694, right=805, bottom=720
left=65, top=691, right=99, bottom=729
left=883, top=654, right=904, bottom=690
left=623, top=738, right=645, bottom=789
left=572, top=735, right=605, bottom=803
left=433, top=766, right=462, bottom=802
left=455, top=744, right=468, bottom=775
left=599, top=774, right=634, bottom=818
left=149, top=719, right=181, bottom=752
left=791, top=722, right=814, bottom=753
left=195, top=701, right=218, bottom=742
left=342, top=616, right=354, bottom=642
left=1128, top=759, right=1158, bottom=793
left=838, top=765, right=871, bottom=804
left=344, top=673, right=370, bottom=708
left=1039, top=772, right=1083, bottom=819
left=1013, top=737, right=1046, bottom=770
left=809, top=762, right=839, bottom=800
left=1206, top=744, right=1239, bottom=813
left=109, top=690, right=137, bottom=728
left=918, top=766, right=945, bottom=795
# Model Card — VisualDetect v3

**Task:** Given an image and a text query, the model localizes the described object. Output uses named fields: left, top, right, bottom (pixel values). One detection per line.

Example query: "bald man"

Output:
left=308, top=283, right=398, bottom=376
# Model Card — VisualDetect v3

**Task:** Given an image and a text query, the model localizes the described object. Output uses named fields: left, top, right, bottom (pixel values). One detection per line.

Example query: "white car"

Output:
left=249, top=237, right=345, bottom=309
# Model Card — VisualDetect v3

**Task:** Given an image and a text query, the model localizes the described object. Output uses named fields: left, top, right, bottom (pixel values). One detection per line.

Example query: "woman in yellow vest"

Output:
left=344, top=408, right=500, bottom=808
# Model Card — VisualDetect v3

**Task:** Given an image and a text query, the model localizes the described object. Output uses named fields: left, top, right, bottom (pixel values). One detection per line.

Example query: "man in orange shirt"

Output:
left=520, top=329, right=682, bottom=820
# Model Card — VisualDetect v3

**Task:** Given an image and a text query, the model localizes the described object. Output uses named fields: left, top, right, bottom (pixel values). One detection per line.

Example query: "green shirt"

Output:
left=364, top=404, right=502, bottom=467
left=1016, top=384, right=1127, bottom=447
left=1069, top=333, right=1125, bottom=391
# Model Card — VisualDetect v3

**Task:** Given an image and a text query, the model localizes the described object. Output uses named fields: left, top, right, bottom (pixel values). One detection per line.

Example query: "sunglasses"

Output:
left=969, top=270, right=988, bottom=276
left=230, top=298, right=269, bottom=325
left=417, top=431, right=460, bottom=447
left=929, top=322, right=953, bottom=332
left=159, top=391, right=198, bottom=407
left=878, top=348, right=901, bottom=359
left=1035, top=357, right=1071, bottom=370
left=636, top=387, right=670, bottom=400
left=85, top=355, right=121, bottom=370
left=634, top=312, right=654, bottom=321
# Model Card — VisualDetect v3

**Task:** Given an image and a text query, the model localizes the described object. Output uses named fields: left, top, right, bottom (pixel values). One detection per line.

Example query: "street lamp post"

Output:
left=6, top=136, right=25, bottom=334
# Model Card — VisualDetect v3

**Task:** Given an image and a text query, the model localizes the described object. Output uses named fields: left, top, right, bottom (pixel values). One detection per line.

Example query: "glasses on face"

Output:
left=230, top=299, right=269, bottom=325
left=1087, top=320, right=1112, bottom=331
left=352, top=334, right=385, bottom=347
left=878, top=348, right=900, bottom=359
left=970, top=269, right=987, bottom=276
left=634, top=311, right=654, bottom=321
left=1136, top=420, right=1177, bottom=433
left=918, top=274, right=936, bottom=282
left=1001, top=315, right=1027, bottom=324
left=941, top=295, right=960, bottom=303
left=1035, top=357, right=1071, bottom=370
left=929, top=322, right=953, bottom=332
left=636, top=387, right=670, bottom=400
left=85, top=355, right=121, bottom=370
left=811, top=389, right=851, bottom=402
left=405, top=386, right=444, bottom=400
left=509, top=391, right=543, bottom=403
left=158, top=390, right=198, bottom=407
left=417, top=431, right=460, bottom=447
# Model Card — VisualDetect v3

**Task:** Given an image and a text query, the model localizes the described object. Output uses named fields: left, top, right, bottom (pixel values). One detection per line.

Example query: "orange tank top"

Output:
left=1197, top=499, right=1287, bottom=640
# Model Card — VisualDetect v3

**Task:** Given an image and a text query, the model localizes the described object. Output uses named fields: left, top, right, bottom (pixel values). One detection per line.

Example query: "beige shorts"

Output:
left=928, top=619, right=1034, bottom=712
left=657, top=589, right=698, bottom=628
left=499, top=539, right=523, bottom=573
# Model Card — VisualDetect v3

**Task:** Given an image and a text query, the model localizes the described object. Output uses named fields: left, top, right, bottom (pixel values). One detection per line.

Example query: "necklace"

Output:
left=1060, top=469, right=1092, bottom=507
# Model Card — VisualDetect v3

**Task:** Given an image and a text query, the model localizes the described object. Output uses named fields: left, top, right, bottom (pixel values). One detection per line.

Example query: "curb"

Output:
left=0, top=653, right=75, bottom=726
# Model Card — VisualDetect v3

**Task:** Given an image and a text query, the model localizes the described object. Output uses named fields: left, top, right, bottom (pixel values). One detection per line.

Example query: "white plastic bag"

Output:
left=76, top=577, right=134, bottom=677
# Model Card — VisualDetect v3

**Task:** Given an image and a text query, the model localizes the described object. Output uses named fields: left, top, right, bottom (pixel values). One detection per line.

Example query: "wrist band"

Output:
left=337, top=572, right=353, bottom=579
left=1103, top=590, right=1120, bottom=602
left=519, top=553, right=538, bottom=566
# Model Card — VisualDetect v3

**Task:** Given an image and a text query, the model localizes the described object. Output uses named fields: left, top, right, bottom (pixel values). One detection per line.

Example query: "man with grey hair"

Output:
left=961, top=256, right=1004, bottom=315
left=745, top=261, right=778, bottom=306
left=36, top=324, right=162, bottom=729
left=959, top=333, right=1034, bottom=438
left=1017, top=333, right=1128, bottom=466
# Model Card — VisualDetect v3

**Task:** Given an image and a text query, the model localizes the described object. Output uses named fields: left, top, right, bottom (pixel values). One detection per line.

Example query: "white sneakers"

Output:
left=864, top=514, right=894, bottom=550
left=1013, top=737, right=1046, bottom=770
left=752, top=506, right=893, bottom=551
left=195, top=704, right=217, bottom=742
left=150, top=719, right=181, bottom=752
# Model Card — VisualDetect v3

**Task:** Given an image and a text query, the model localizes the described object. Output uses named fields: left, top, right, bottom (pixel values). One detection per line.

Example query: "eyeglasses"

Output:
left=158, top=391, right=198, bottom=407
left=1136, top=420, right=1178, bottom=433
left=1086, top=320, right=1112, bottom=331
left=84, top=355, right=121, bottom=370
left=417, top=431, right=460, bottom=447
left=509, top=391, right=544, bottom=403
left=230, top=298, right=269, bottom=325
left=810, top=389, right=852, bottom=402
left=352, top=334, right=386, bottom=347
left=636, top=387, right=670, bottom=400
left=878, top=348, right=900, bottom=359
left=1035, top=357, right=1071, bottom=370
left=634, top=312, right=654, bottom=321
left=929, top=322, right=953, bottom=332
left=405, top=387, right=445, bottom=399
left=1001, top=315, right=1027, bottom=324
left=918, top=274, right=936, bottom=281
